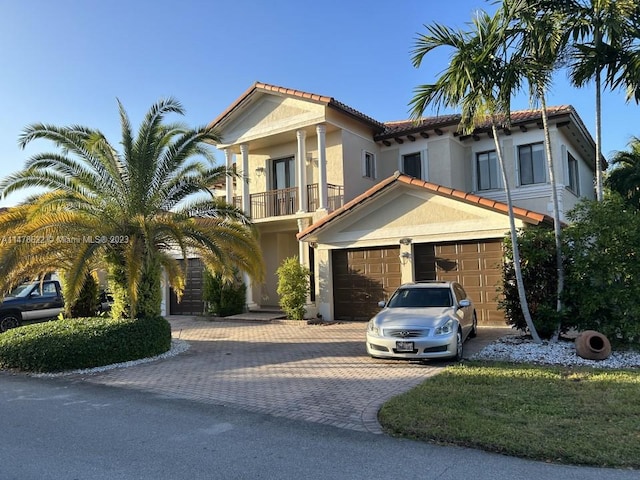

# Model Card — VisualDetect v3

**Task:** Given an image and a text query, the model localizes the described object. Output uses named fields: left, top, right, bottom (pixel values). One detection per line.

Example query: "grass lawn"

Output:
left=378, top=361, right=640, bottom=469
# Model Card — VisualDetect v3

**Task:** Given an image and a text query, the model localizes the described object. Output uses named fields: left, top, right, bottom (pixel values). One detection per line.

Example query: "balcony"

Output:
left=233, top=183, right=344, bottom=220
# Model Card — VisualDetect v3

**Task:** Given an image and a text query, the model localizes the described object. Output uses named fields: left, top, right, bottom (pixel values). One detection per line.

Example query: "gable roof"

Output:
left=208, top=81, right=385, bottom=132
left=297, top=172, right=553, bottom=240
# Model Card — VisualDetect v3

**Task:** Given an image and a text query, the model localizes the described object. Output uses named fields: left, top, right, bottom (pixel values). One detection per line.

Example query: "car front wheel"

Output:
left=0, top=313, right=21, bottom=332
left=451, top=330, right=463, bottom=362
left=469, top=312, right=478, bottom=338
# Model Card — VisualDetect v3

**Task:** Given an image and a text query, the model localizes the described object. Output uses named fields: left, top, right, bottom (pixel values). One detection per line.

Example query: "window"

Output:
left=363, top=151, right=376, bottom=179
left=271, top=156, right=295, bottom=190
left=270, top=156, right=296, bottom=216
left=476, top=150, right=499, bottom=190
left=567, top=152, right=579, bottom=194
left=42, top=282, right=58, bottom=297
left=518, top=143, right=546, bottom=185
left=402, top=152, right=422, bottom=178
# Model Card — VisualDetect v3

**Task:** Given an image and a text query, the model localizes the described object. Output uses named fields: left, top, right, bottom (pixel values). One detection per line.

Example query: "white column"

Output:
left=297, top=218, right=313, bottom=313
left=240, top=143, right=250, bottom=215
left=243, top=271, right=257, bottom=311
left=224, top=148, right=234, bottom=204
left=296, top=130, right=307, bottom=213
left=316, top=124, right=328, bottom=212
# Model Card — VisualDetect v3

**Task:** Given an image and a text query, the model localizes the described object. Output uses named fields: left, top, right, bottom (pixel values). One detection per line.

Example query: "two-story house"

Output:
left=163, top=81, right=597, bottom=325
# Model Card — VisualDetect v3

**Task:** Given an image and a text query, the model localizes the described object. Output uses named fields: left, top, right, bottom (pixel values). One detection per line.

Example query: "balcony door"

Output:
left=271, top=156, right=296, bottom=216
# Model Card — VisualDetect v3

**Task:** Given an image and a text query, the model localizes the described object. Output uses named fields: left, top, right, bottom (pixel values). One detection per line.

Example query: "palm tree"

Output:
left=563, top=0, right=639, bottom=201
left=410, top=7, right=542, bottom=343
left=606, top=136, right=640, bottom=210
left=608, top=4, right=640, bottom=103
left=0, top=98, right=264, bottom=318
left=506, top=0, right=567, bottom=338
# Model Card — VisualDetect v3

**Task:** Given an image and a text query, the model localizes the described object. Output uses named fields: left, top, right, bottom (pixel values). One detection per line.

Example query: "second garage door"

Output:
left=332, top=246, right=401, bottom=321
left=414, top=239, right=505, bottom=325
left=169, top=258, right=205, bottom=315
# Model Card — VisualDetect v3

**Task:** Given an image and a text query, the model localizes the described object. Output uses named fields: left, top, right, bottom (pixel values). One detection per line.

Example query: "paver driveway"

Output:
left=69, top=316, right=506, bottom=434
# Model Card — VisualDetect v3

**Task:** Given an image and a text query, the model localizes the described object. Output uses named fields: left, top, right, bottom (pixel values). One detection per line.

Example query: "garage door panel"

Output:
left=332, top=246, right=401, bottom=321
left=386, top=263, right=401, bottom=274
left=459, top=259, right=481, bottom=271
left=415, top=239, right=505, bottom=325
left=438, top=244, right=458, bottom=255
left=460, top=275, right=481, bottom=287
left=459, top=243, right=480, bottom=254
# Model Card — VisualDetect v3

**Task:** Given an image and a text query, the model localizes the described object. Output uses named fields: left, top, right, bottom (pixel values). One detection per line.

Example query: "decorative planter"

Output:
left=575, top=330, right=612, bottom=360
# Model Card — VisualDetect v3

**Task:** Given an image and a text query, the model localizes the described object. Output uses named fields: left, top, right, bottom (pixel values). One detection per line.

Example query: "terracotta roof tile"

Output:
left=209, top=81, right=385, bottom=131
left=375, top=106, right=576, bottom=140
left=297, top=173, right=552, bottom=240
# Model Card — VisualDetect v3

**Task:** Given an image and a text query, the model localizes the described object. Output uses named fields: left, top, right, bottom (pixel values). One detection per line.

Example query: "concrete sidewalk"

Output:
left=68, top=316, right=511, bottom=434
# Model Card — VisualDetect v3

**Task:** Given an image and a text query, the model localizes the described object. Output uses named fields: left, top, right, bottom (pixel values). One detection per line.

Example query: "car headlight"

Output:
left=435, top=318, right=455, bottom=335
left=367, top=320, right=380, bottom=336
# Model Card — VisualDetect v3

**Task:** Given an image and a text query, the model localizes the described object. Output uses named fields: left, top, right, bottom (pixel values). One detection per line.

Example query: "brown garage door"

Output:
left=170, top=258, right=205, bottom=315
left=414, top=239, right=504, bottom=325
left=332, top=246, right=401, bottom=321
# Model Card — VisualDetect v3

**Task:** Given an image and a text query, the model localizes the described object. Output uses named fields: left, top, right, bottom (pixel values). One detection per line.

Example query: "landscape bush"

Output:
left=203, top=269, right=246, bottom=317
left=563, top=196, right=640, bottom=346
left=499, top=227, right=569, bottom=339
left=501, top=196, right=640, bottom=347
left=276, top=257, right=310, bottom=320
left=0, top=315, right=171, bottom=373
left=68, top=273, right=99, bottom=318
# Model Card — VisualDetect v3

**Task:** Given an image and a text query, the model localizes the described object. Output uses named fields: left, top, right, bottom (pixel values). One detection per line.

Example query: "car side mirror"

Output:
left=378, top=300, right=386, bottom=308
left=459, top=299, right=470, bottom=308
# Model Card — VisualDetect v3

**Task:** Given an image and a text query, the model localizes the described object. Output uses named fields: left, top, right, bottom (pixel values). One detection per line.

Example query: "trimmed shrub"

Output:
left=203, top=270, right=246, bottom=317
left=0, top=316, right=171, bottom=373
left=563, top=197, right=640, bottom=346
left=136, top=257, right=162, bottom=319
left=276, top=257, right=310, bottom=320
left=69, top=273, right=99, bottom=318
left=108, top=262, right=130, bottom=320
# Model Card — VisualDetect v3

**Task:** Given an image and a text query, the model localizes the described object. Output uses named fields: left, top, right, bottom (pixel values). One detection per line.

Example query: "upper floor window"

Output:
left=363, top=151, right=376, bottom=179
left=567, top=152, right=579, bottom=194
left=272, top=156, right=295, bottom=190
left=402, top=152, right=422, bottom=179
left=518, top=143, right=546, bottom=185
left=476, top=150, right=500, bottom=191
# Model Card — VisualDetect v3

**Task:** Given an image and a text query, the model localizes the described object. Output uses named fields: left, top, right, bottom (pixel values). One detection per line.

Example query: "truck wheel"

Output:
left=0, top=314, right=20, bottom=332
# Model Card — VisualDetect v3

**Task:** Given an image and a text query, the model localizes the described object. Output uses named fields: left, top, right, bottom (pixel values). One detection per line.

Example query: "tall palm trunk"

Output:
left=595, top=69, right=603, bottom=201
left=594, top=24, right=604, bottom=201
left=538, top=90, right=565, bottom=341
left=492, top=123, right=542, bottom=344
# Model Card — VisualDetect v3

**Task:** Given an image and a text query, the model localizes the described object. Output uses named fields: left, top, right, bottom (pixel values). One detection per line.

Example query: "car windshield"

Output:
left=7, top=284, right=33, bottom=298
left=387, top=287, right=453, bottom=308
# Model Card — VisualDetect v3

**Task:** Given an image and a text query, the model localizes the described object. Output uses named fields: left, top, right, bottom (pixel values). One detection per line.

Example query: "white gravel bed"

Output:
left=472, top=335, right=640, bottom=369
left=32, top=339, right=190, bottom=378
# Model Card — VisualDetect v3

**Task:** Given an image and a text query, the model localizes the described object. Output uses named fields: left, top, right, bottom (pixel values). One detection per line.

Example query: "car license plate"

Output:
left=396, top=341, right=414, bottom=352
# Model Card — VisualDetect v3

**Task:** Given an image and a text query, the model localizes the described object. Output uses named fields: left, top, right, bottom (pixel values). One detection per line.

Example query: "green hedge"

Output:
left=0, top=316, right=171, bottom=373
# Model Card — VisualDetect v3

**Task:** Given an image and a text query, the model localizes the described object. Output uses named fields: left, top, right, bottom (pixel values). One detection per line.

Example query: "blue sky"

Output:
left=1, top=0, right=638, bottom=208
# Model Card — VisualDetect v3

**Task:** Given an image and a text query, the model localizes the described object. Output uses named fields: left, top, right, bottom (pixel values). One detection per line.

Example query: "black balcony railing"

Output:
left=233, top=183, right=344, bottom=220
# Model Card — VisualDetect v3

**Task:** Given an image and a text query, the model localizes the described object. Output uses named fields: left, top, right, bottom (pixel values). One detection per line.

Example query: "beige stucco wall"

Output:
left=377, top=147, right=399, bottom=179
left=257, top=229, right=299, bottom=307
left=464, top=125, right=596, bottom=222
left=305, top=183, right=532, bottom=321
left=219, top=96, right=326, bottom=148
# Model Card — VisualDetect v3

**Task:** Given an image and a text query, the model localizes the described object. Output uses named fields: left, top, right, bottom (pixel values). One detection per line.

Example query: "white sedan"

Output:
left=366, top=281, right=477, bottom=361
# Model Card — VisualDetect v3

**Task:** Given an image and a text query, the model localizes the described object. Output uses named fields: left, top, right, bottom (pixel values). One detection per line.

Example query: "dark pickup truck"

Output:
left=0, top=280, right=64, bottom=332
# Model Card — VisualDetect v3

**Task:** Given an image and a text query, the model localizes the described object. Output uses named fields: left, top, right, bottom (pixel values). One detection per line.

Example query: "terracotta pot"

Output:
left=575, top=330, right=612, bottom=360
